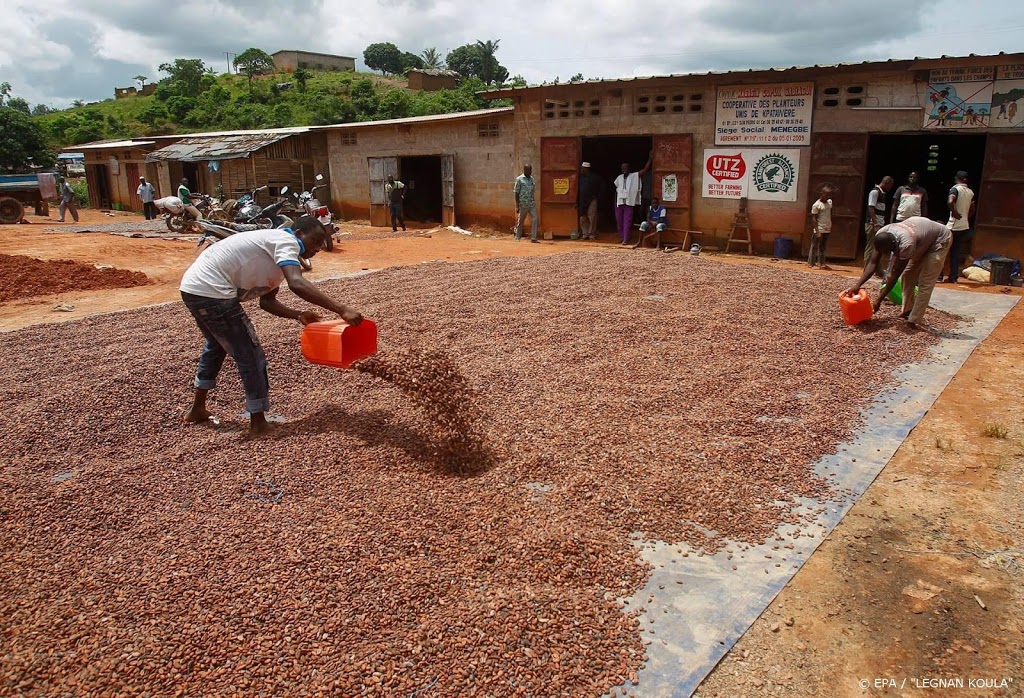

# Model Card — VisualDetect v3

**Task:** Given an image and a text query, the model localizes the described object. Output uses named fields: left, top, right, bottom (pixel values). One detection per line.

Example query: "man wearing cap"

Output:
left=942, top=170, right=976, bottom=283
left=137, top=176, right=157, bottom=220
left=577, top=162, right=603, bottom=240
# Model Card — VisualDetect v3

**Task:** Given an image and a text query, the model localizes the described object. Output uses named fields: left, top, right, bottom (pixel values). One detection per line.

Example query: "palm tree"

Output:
left=475, top=39, right=500, bottom=85
left=421, top=48, right=443, bottom=70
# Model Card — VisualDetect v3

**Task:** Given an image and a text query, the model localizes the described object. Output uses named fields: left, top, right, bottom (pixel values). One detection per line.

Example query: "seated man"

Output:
left=635, top=197, right=669, bottom=249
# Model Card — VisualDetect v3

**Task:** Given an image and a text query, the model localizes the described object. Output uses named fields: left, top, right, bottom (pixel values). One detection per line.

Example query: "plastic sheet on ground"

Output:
left=615, top=288, right=1019, bottom=698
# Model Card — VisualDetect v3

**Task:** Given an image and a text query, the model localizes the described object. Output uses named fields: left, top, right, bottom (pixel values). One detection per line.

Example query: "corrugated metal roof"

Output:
left=145, top=133, right=294, bottom=162
left=312, top=107, right=513, bottom=131
left=480, top=51, right=1024, bottom=96
left=147, top=126, right=311, bottom=140
left=70, top=139, right=156, bottom=151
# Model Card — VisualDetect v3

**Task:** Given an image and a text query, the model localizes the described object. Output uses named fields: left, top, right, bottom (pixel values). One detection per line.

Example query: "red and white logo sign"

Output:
left=706, top=154, right=746, bottom=182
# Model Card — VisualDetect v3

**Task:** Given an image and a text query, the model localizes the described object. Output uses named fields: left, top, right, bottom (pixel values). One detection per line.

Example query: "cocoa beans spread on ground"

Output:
left=0, top=251, right=958, bottom=696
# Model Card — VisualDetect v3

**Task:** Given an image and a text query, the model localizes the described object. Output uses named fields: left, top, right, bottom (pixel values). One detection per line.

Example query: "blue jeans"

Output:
left=389, top=203, right=405, bottom=231
left=181, top=292, right=270, bottom=414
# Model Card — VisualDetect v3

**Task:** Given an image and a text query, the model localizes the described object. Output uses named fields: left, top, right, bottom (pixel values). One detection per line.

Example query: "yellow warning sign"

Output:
left=553, top=177, right=570, bottom=196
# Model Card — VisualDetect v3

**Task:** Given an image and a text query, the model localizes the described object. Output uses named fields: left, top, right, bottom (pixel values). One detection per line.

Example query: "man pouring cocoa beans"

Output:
left=179, top=216, right=363, bottom=435
left=845, top=216, right=951, bottom=330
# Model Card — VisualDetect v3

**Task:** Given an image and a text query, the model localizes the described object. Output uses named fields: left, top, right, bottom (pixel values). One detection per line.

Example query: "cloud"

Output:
left=1, top=0, right=1022, bottom=107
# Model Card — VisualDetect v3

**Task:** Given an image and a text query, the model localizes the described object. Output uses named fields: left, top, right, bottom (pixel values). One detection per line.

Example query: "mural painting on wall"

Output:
left=924, top=64, right=1024, bottom=129
left=702, top=149, right=800, bottom=202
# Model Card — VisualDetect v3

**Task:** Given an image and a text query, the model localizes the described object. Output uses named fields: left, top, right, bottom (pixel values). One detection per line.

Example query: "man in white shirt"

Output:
left=889, top=171, right=929, bottom=223
left=613, top=151, right=653, bottom=245
left=942, top=170, right=976, bottom=284
left=137, top=176, right=157, bottom=220
left=864, top=175, right=894, bottom=276
left=179, top=216, right=363, bottom=435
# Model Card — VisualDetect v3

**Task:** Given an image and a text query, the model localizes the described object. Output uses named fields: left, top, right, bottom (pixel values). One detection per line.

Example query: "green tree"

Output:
left=569, top=73, right=584, bottom=83
left=65, top=120, right=104, bottom=147
left=302, top=94, right=356, bottom=126
left=446, top=44, right=484, bottom=80
left=6, top=97, right=30, bottom=114
left=376, top=90, right=411, bottom=119
left=166, top=95, right=197, bottom=122
left=71, top=99, right=85, bottom=108
left=475, top=39, right=501, bottom=85
left=293, top=66, right=311, bottom=92
left=421, top=48, right=443, bottom=70
left=0, top=108, right=55, bottom=172
left=31, top=104, right=54, bottom=116
left=157, top=58, right=207, bottom=97
left=363, top=42, right=403, bottom=76
left=350, top=78, right=379, bottom=116
left=234, top=48, right=276, bottom=91
left=401, top=51, right=425, bottom=73
left=138, top=103, right=167, bottom=127
left=134, top=74, right=148, bottom=89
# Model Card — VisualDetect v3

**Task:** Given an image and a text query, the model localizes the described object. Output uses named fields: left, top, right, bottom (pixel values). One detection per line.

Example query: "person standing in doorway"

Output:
left=864, top=175, right=894, bottom=277
left=613, top=151, right=653, bottom=245
left=890, top=171, right=929, bottom=224
left=577, top=162, right=603, bottom=240
left=846, top=216, right=951, bottom=329
left=808, top=188, right=833, bottom=268
left=942, top=170, right=976, bottom=283
left=57, top=177, right=79, bottom=223
left=513, top=164, right=538, bottom=243
left=385, top=174, right=406, bottom=232
left=138, top=176, right=157, bottom=220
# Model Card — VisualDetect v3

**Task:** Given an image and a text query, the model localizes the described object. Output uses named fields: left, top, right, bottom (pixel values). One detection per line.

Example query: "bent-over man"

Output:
left=179, top=215, right=363, bottom=435
left=846, top=216, right=952, bottom=328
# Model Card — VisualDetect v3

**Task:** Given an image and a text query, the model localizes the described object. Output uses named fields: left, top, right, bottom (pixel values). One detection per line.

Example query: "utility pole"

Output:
left=225, top=52, right=237, bottom=74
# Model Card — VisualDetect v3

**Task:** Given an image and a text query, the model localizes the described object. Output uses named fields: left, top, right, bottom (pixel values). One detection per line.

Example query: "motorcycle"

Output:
left=293, top=174, right=335, bottom=251
left=194, top=218, right=312, bottom=271
left=165, top=193, right=228, bottom=233
left=231, top=187, right=293, bottom=228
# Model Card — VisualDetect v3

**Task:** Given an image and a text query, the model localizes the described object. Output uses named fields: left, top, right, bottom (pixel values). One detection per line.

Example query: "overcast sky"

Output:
left=3, top=0, right=1023, bottom=108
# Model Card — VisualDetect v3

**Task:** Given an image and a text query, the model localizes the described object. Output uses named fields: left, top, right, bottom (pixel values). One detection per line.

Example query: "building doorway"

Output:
left=90, top=164, right=111, bottom=209
left=580, top=136, right=653, bottom=233
left=400, top=155, right=443, bottom=225
left=865, top=134, right=986, bottom=226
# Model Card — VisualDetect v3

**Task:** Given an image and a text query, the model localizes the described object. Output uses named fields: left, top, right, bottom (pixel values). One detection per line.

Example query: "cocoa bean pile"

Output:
left=0, top=254, right=151, bottom=303
left=0, top=251, right=959, bottom=696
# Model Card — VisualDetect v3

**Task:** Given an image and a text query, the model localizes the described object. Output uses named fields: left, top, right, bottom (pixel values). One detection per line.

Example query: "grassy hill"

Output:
left=36, top=69, right=509, bottom=149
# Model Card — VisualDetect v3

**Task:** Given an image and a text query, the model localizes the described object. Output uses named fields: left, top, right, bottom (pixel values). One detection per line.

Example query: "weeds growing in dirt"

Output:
left=982, top=423, right=1009, bottom=439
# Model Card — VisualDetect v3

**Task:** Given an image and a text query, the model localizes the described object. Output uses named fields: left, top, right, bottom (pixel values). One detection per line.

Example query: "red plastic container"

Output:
left=838, top=290, right=873, bottom=326
left=300, top=318, right=378, bottom=368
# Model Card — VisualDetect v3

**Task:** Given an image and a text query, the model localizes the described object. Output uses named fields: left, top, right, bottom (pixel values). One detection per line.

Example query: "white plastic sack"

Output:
left=155, top=196, right=184, bottom=214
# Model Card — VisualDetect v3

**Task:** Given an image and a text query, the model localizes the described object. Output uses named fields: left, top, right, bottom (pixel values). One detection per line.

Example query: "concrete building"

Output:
left=482, top=52, right=1024, bottom=261
left=407, top=69, right=459, bottom=92
left=318, top=108, right=514, bottom=228
left=115, top=85, right=156, bottom=99
left=272, top=50, right=355, bottom=73
left=72, top=139, right=159, bottom=211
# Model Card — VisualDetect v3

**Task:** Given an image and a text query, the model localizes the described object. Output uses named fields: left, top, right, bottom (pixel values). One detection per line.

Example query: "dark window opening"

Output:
left=398, top=155, right=444, bottom=225
left=823, top=86, right=840, bottom=95
left=846, top=98, right=863, bottom=107
left=590, top=109, right=601, bottom=116
left=689, top=104, right=703, bottom=112
left=823, top=99, right=840, bottom=107
left=846, top=85, right=864, bottom=94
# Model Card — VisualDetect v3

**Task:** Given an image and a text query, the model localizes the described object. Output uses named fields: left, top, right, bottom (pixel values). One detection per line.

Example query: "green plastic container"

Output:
left=887, top=277, right=919, bottom=305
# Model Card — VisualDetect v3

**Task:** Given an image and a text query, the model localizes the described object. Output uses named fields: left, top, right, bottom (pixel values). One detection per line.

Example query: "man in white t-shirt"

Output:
left=808, top=188, right=833, bottom=268
left=890, top=171, right=929, bottom=223
left=846, top=216, right=952, bottom=327
left=942, top=170, right=976, bottom=283
left=179, top=216, right=363, bottom=435
left=864, top=175, right=894, bottom=276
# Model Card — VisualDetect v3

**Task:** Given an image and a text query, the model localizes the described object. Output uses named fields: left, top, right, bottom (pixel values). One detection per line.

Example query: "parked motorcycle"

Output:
left=231, top=187, right=293, bottom=228
left=165, top=193, right=227, bottom=233
left=293, top=174, right=335, bottom=251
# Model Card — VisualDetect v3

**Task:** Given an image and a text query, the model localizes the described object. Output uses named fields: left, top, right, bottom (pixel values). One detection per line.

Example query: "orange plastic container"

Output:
left=300, top=318, right=378, bottom=368
left=838, top=290, right=873, bottom=326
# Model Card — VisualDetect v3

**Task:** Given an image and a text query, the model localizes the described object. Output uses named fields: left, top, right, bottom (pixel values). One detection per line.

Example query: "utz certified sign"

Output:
left=702, top=149, right=800, bottom=201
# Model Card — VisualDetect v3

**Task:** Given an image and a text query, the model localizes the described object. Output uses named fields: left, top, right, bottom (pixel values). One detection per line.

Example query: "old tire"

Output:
left=166, top=214, right=187, bottom=233
left=324, top=233, right=334, bottom=251
left=209, top=209, right=230, bottom=222
left=0, top=196, right=25, bottom=225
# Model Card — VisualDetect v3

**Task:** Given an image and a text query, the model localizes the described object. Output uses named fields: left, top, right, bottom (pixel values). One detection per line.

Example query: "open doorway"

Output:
left=580, top=136, right=653, bottom=233
left=90, top=164, right=110, bottom=208
left=865, top=134, right=986, bottom=228
left=400, top=156, right=443, bottom=225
